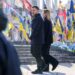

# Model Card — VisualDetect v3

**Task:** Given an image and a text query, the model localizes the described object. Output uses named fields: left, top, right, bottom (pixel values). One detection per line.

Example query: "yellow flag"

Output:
left=19, top=23, right=30, bottom=42
left=8, top=22, right=14, bottom=30
left=55, top=19, right=62, bottom=34
left=67, top=29, right=73, bottom=41
left=19, top=23, right=24, bottom=31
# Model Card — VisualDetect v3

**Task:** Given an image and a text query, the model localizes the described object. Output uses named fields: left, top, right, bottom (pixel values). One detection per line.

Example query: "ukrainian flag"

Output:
left=55, top=17, right=63, bottom=34
left=19, top=22, right=30, bottom=42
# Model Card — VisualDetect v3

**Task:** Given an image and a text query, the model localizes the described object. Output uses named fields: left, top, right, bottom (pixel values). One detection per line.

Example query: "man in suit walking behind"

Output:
left=0, top=8, right=22, bottom=75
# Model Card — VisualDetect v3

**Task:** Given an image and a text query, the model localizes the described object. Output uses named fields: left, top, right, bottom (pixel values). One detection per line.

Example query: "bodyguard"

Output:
left=0, top=9, right=22, bottom=75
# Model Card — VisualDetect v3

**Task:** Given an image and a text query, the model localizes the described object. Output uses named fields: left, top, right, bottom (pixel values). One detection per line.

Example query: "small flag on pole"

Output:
left=21, top=0, right=32, bottom=11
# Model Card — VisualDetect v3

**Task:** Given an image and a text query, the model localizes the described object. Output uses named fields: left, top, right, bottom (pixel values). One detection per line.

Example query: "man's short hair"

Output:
left=32, top=6, right=39, bottom=10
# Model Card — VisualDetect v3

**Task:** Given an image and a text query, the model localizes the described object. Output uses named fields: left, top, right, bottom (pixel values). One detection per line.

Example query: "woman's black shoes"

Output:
left=52, top=60, right=59, bottom=71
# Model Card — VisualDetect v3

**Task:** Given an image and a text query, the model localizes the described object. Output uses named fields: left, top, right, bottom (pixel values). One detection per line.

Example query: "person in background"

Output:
left=42, top=10, right=59, bottom=72
left=0, top=9, right=22, bottom=75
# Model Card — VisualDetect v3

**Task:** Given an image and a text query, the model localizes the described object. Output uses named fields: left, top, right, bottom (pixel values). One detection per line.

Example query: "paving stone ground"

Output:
left=13, top=43, right=75, bottom=75
left=21, top=63, right=75, bottom=75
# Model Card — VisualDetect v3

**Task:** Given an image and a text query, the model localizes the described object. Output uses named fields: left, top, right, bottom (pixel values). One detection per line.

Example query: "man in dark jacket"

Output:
left=0, top=9, right=22, bottom=75
left=30, top=6, right=45, bottom=74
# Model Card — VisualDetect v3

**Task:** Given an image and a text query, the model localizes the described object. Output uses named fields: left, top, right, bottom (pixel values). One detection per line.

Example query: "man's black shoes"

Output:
left=43, top=64, right=49, bottom=72
left=32, top=69, right=42, bottom=74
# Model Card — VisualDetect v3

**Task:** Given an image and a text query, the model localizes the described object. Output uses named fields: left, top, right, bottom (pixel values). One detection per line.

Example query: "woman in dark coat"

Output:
left=0, top=10, right=22, bottom=75
left=42, top=10, right=59, bottom=72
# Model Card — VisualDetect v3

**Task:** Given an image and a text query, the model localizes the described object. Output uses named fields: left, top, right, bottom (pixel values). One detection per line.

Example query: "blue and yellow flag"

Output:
left=54, top=16, right=63, bottom=34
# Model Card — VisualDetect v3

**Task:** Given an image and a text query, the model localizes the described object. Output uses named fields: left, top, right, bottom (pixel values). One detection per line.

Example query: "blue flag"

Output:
left=69, top=0, right=75, bottom=13
left=67, top=10, right=72, bottom=30
left=67, top=17, right=72, bottom=30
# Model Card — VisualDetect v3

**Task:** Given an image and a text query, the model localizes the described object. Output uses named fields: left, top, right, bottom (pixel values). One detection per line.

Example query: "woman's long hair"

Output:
left=44, top=10, right=50, bottom=21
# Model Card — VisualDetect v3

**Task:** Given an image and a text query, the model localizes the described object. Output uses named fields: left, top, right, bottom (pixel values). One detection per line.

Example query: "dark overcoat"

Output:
left=30, top=14, right=44, bottom=57
left=30, top=14, right=44, bottom=45
left=44, top=18, right=53, bottom=45
left=0, top=32, right=22, bottom=75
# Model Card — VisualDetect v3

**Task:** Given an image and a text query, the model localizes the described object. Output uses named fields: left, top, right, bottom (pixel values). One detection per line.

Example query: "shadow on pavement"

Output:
left=21, top=65, right=66, bottom=75
left=43, top=72, right=65, bottom=75
left=59, top=63, right=72, bottom=68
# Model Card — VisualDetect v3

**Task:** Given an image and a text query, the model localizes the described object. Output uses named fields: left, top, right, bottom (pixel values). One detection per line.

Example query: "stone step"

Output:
left=14, top=45, right=75, bottom=64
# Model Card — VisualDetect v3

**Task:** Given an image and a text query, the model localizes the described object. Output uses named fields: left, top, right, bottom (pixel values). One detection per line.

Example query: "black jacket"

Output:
left=44, top=18, right=53, bottom=44
left=30, top=14, right=44, bottom=45
left=0, top=32, right=22, bottom=75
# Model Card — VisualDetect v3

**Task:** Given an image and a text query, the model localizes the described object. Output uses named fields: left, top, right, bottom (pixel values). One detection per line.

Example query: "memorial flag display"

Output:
left=1, top=0, right=75, bottom=52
